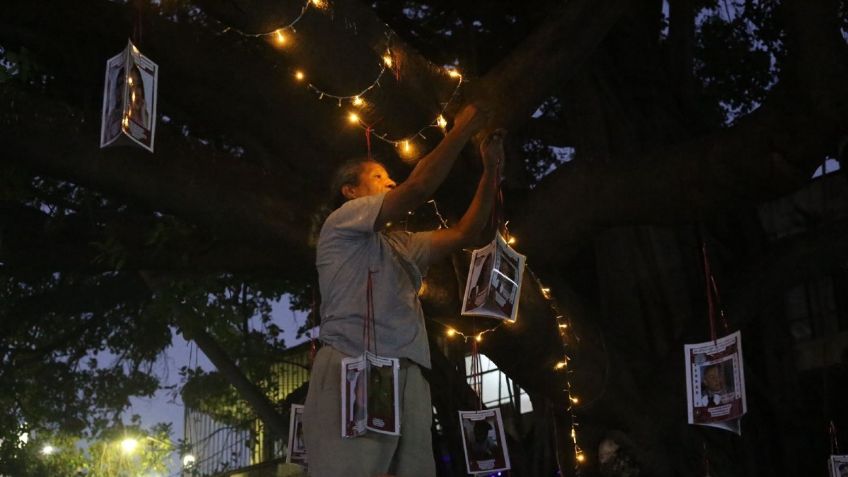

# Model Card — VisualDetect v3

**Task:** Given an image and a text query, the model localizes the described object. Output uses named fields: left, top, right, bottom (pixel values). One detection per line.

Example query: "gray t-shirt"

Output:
left=316, top=193, right=433, bottom=368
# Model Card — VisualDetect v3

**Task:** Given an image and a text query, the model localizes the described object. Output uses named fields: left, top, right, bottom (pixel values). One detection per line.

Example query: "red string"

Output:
left=470, top=338, right=483, bottom=410
left=365, top=126, right=373, bottom=160
left=363, top=270, right=377, bottom=355
left=701, top=241, right=718, bottom=342
left=309, top=286, right=318, bottom=365
left=490, top=159, right=503, bottom=233
left=830, top=421, right=840, bottom=454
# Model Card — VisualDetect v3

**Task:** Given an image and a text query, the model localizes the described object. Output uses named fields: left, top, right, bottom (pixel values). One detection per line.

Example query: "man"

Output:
left=303, top=103, right=504, bottom=477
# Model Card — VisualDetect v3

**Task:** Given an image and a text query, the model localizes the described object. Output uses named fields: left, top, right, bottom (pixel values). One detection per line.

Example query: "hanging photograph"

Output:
left=340, top=353, right=400, bottom=438
left=286, top=404, right=307, bottom=465
left=684, top=330, right=747, bottom=434
left=459, top=408, right=511, bottom=474
left=829, top=455, right=848, bottom=477
left=365, top=353, right=401, bottom=436
left=340, top=355, right=367, bottom=438
left=100, top=39, right=158, bottom=152
left=461, top=233, right=526, bottom=322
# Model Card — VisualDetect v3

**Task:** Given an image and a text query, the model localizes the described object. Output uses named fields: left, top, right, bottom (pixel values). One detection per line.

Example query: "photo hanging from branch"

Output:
left=286, top=404, right=307, bottom=465
left=461, top=233, right=526, bottom=322
left=459, top=408, right=511, bottom=474
left=684, top=330, right=747, bottom=434
left=829, top=455, right=848, bottom=477
left=340, top=352, right=400, bottom=438
left=100, top=39, right=158, bottom=153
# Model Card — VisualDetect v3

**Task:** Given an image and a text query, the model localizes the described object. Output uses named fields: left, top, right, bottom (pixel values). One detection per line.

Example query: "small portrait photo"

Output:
left=697, top=359, right=735, bottom=407
left=286, top=404, right=306, bottom=463
left=459, top=409, right=510, bottom=474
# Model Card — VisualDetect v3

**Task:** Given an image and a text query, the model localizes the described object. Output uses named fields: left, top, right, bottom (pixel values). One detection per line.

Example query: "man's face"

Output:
left=703, top=366, right=724, bottom=393
left=344, top=162, right=396, bottom=199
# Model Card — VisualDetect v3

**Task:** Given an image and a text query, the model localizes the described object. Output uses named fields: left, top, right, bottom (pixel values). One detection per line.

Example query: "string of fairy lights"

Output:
left=220, top=0, right=465, bottom=158
left=435, top=230, right=586, bottom=469
left=218, top=2, right=584, bottom=471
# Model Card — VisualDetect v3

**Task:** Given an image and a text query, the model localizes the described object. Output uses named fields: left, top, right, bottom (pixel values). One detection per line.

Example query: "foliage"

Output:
left=0, top=422, right=173, bottom=477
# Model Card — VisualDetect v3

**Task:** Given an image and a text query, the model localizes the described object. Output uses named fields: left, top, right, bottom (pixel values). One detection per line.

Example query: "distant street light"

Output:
left=120, top=437, right=139, bottom=454
left=182, top=454, right=196, bottom=468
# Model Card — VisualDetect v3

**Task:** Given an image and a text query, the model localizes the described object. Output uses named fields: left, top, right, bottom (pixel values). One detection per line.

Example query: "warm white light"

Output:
left=570, top=396, right=580, bottom=404
left=554, top=361, right=567, bottom=370
left=507, top=236, right=517, bottom=245
left=41, top=445, right=56, bottom=456
left=274, top=29, right=287, bottom=45
left=541, top=287, right=551, bottom=299
left=475, top=334, right=483, bottom=343
left=182, top=454, right=196, bottom=468
left=576, top=452, right=586, bottom=463
left=311, top=0, right=325, bottom=7
left=382, top=52, right=393, bottom=68
left=352, top=96, right=364, bottom=107
left=447, top=68, right=461, bottom=78
left=348, top=112, right=360, bottom=124
left=294, top=70, right=305, bottom=81
left=436, top=115, right=447, bottom=129
left=446, top=328, right=457, bottom=337
left=120, top=438, right=138, bottom=454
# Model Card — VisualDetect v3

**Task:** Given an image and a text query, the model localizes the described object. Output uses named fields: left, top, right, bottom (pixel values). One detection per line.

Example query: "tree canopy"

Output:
left=2, top=0, right=847, bottom=476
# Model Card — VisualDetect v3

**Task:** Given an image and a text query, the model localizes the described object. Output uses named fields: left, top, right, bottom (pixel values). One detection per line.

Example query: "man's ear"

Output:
left=341, top=184, right=357, bottom=200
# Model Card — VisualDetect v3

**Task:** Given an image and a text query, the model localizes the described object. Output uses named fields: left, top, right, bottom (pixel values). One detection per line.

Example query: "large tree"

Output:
left=1, top=0, right=847, bottom=476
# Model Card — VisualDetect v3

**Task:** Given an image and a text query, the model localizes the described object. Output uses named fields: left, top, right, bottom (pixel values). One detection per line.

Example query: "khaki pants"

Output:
left=303, top=346, right=436, bottom=477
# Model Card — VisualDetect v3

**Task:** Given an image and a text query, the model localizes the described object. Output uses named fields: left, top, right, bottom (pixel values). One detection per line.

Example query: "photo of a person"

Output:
left=126, top=64, right=150, bottom=128
left=104, top=63, right=125, bottom=141
left=467, top=419, right=501, bottom=461
left=459, top=409, right=510, bottom=474
left=344, top=365, right=366, bottom=437
left=697, top=361, right=735, bottom=406
left=468, top=252, right=493, bottom=309
left=367, top=364, right=395, bottom=429
left=286, top=404, right=307, bottom=464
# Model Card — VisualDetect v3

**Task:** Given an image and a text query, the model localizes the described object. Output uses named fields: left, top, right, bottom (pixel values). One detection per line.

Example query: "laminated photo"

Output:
left=459, top=408, right=511, bottom=474
left=829, top=455, right=848, bottom=477
left=461, top=233, right=526, bottom=322
left=340, top=352, right=400, bottom=438
left=286, top=404, right=307, bottom=464
left=340, top=355, right=368, bottom=438
left=100, top=39, right=158, bottom=152
left=684, top=330, right=747, bottom=434
left=365, top=353, right=400, bottom=435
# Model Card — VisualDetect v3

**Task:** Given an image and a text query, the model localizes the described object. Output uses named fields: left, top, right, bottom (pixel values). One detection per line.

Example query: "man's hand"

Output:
left=480, top=128, right=506, bottom=172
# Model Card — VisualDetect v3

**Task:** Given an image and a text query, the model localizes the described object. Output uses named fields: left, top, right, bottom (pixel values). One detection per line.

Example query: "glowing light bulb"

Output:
left=541, top=287, right=551, bottom=299
left=570, top=396, right=580, bottom=404
left=348, top=112, right=360, bottom=124
left=507, top=236, right=517, bottom=245
left=311, top=0, right=325, bottom=8
left=182, top=454, right=196, bottom=468
left=554, top=361, right=567, bottom=370
left=274, top=29, right=287, bottom=45
left=294, top=70, right=305, bottom=81
left=402, top=140, right=411, bottom=153
left=120, top=438, right=138, bottom=454
left=576, top=452, right=586, bottom=463
left=447, top=68, right=461, bottom=78
left=446, top=328, right=457, bottom=337
left=558, top=323, right=568, bottom=329
left=475, top=334, right=483, bottom=343
left=352, top=96, right=364, bottom=107
left=382, top=51, right=393, bottom=68
left=436, top=114, right=447, bottom=129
